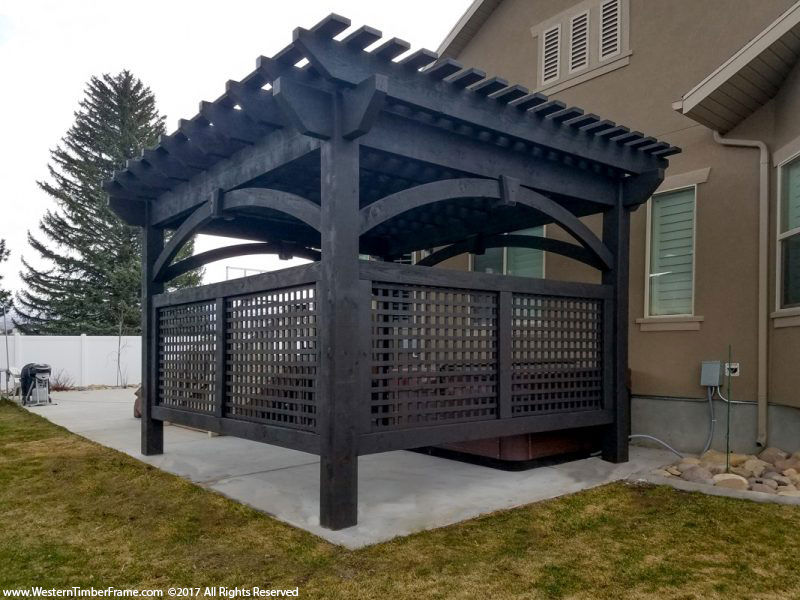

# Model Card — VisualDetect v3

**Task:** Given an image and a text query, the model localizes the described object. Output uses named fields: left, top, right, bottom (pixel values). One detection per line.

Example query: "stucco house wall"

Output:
left=443, top=0, right=800, bottom=414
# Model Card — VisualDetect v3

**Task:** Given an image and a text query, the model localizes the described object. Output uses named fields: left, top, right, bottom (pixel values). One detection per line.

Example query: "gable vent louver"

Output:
left=600, top=0, right=621, bottom=60
left=541, top=24, right=561, bottom=84
left=569, top=11, right=589, bottom=72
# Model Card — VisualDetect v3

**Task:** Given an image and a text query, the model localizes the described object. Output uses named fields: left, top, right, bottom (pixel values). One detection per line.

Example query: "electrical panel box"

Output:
left=700, top=361, right=723, bottom=387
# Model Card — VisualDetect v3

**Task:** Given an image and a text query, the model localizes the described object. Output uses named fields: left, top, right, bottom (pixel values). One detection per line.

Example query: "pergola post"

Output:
left=141, top=203, right=165, bottom=455
left=601, top=182, right=632, bottom=463
left=318, top=95, right=362, bottom=530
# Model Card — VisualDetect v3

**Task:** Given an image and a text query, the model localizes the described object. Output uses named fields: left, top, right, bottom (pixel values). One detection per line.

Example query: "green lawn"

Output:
left=2, top=398, right=800, bottom=599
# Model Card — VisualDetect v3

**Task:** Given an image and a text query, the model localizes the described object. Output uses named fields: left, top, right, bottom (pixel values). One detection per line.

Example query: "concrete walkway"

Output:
left=28, top=389, right=673, bottom=548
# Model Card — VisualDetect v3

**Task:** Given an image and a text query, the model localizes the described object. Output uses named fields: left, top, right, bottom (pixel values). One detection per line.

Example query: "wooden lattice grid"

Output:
left=225, top=285, right=318, bottom=431
left=370, top=282, right=498, bottom=430
left=157, top=300, right=217, bottom=413
left=510, top=294, right=603, bottom=416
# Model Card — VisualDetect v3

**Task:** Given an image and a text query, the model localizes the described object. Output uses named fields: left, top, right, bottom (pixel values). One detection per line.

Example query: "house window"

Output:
left=599, top=0, right=621, bottom=60
left=647, top=187, right=696, bottom=316
left=472, top=227, right=545, bottom=278
left=569, top=11, right=590, bottom=73
left=780, top=155, right=800, bottom=308
left=541, top=25, right=561, bottom=85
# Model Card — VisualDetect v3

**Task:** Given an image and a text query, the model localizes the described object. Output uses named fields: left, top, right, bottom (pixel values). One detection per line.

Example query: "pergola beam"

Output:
left=362, top=113, right=619, bottom=206
left=293, top=28, right=666, bottom=174
left=151, top=128, right=320, bottom=226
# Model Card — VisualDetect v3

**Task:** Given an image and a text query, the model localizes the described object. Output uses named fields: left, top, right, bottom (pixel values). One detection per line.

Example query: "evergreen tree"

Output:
left=16, top=71, right=201, bottom=335
left=0, top=239, right=11, bottom=308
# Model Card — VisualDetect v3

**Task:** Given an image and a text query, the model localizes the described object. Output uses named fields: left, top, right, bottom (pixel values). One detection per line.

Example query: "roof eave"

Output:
left=674, top=1, right=800, bottom=133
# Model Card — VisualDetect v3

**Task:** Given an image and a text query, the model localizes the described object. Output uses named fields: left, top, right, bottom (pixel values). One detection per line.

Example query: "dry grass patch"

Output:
left=2, top=399, right=800, bottom=599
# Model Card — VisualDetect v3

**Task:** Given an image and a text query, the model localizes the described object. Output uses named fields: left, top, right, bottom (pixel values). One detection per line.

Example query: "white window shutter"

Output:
left=569, top=11, right=589, bottom=73
left=541, top=24, right=561, bottom=84
left=599, top=0, right=621, bottom=60
left=649, top=188, right=695, bottom=316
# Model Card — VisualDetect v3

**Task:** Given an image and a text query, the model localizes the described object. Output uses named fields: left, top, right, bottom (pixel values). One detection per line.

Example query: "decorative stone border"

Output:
left=637, top=447, right=800, bottom=502
left=628, top=473, right=800, bottom=507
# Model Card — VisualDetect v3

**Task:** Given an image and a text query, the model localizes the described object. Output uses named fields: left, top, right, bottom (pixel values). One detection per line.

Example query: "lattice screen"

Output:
left=510, top=294, right=603, bottom=415
left=370, top=282, right=497, bottom=430
left=157, top=301, right=217, bottom=413
left=225, top=285, right=318, bottom=431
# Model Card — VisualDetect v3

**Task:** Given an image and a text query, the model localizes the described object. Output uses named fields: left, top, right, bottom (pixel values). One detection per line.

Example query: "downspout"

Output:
left=712, top=131, right=769, bottom=447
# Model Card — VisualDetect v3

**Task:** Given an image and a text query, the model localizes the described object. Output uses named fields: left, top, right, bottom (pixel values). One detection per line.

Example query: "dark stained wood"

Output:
left=152, top=406, right=320, bottom=454
left=105, top=13, right=677, bottom=531
left=224, top=187, right=322, bottom=230
left=160, top=243, right=319, bottom=283
left=359, top=260, right=613, bottom=299
left=153, top=262, right=320, bottom=308
left=342, top=25, right=382, bottom=50
left=293, top=28, right=668, bottom=174
left=152, top=128, right=320, bottom=226
left=273, top=77, right=333, bottom=139
left=359, top=410, right=612, bottom=455
left=152, top=198, right=215, bottom=283
left=497, top=291, right=512, bottom=420
left=342, top=74, right=387, bottom=139
left=360, top=177, right=613, bottom=270
left=601, top=185, right=631, bottom=463
left=361, top=114, right=619, bottom=206
left=317, top=99, right=361, bottom=530
left=141, top=204, right=164, bottom=455
left=417, top=234, right=607, bottom=271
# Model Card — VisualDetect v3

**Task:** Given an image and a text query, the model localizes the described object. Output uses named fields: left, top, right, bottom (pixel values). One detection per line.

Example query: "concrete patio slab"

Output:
left=26, top=390, right=674, bottom=548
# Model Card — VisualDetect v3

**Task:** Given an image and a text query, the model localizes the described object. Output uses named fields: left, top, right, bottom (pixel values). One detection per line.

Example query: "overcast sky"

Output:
left=0, top=0, right=470, bottom=293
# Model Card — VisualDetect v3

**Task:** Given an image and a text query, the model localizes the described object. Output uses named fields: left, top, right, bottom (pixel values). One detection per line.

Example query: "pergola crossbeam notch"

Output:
left=273, top=77, right=333, bottom=139
left=341, top=74, right=388, bottom=139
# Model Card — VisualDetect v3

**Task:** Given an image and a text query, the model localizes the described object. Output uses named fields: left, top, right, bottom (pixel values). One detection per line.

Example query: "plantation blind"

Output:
left=781, top=157, right=800, bottom=306
left=599, top=0, right=622, bottom=60
left=649, top=188, right=695, bottom=316
left=542, top=25, right=561, bottom=84
left=507, top=227, right=544, bottom=278
left=472, top=247, right=504, bottom=274
left=782, top=156, right=800, bottom=233
left=569, top=11, right=589, bottom=72
left=472, top=227, right=545, bottom=278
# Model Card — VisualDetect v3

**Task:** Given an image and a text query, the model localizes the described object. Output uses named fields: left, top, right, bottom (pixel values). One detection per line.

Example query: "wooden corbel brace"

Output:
left=497, top=174, right=520, bottom=207
left=623, top=168, right=664, bottom=208
left=272, top=76, right=333, bottom=139
left=210, top=188, right=225, bottom=218
left=342, top=74, right=388, bottom=139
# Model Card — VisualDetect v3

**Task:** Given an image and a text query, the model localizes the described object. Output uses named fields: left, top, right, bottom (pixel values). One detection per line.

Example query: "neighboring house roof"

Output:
left=437, top=0, right=504, bottom=58
left=673, top=1, right=800, bottom=133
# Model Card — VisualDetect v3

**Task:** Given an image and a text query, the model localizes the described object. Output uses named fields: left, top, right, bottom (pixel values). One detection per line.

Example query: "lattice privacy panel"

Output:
left=157, top=301, right=217, bottom=413
left=225, top=285, right=318, bottom=431
left=370, top=283, right=497, bottom=430
left=510, top=294, right=603, bottom=416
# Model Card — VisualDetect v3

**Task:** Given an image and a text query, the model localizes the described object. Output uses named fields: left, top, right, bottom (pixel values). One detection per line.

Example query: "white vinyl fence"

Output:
left=0, top=334, right=141, bottom=389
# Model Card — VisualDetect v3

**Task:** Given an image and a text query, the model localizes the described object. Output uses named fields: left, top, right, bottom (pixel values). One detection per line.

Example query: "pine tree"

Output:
left=0, top=239, right=11, bottom=308
left=16, top=71, right=201, bottom=335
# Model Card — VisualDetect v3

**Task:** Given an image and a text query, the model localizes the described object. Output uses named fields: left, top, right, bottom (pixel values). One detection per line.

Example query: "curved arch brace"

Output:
left=359, top=178, right=499, bottom=235
left=158, top=242, right=321, bottom=283
left=515, top=187, right=613, bottom=271
left=224, top=187, right=321, bottom=231
left=360, top=177, right=613, bottom=271
left=417, top=234, right=607, bottom=271
left=152, top=200, right=215, bottom=284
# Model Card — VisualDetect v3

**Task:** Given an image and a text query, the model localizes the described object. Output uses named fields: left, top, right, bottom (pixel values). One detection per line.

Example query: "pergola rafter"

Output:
left=107, top=13, right=679, bottom=531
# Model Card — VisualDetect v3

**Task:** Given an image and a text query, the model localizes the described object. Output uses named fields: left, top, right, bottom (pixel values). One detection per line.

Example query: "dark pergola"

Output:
left=107, top=14, right=679, bottom=530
